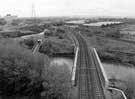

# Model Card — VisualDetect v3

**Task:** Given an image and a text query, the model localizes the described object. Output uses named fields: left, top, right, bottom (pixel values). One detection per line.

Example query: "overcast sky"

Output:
left=0, top=0, right=134, bottom=17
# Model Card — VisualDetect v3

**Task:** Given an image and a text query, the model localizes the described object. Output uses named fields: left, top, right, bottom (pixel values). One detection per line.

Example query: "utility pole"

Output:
left=32, top=3, right=36, bottom=24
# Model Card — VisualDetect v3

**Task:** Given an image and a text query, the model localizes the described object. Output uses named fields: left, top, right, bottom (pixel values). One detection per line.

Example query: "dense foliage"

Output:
left=11, top=19, right=22, bottom=26
left=0, top=40, right=45, bottom=98
left=20, top=37, right=36, bottom=49
left=39, top=40, right=74, bottom=56
left=41, top=65, right=72, bottom=99
left=0, top=39, right=72, bottom=99
left=0, top=19, right=7, bottom=25
left=20, top=25, right=44, bottom=33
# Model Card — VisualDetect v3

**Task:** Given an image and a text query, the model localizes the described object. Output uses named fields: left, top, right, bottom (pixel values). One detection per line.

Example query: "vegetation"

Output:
left=2, top=18, right=135, bottom=98
left=73, top=24, right=135, bottom=66
left=0, top=39, right=45, bottom=98
left=0, top=30, right=36, bottom=38
left=39, top=40, right=74, bottom=57
left=44, top=27, right=66, bottom=37
left=0, top=39, right=72, bottom=99
left=20, top=24, right=45, bottom=33
left=20, top=37, right=36, bottom=49
left=124, top=76, right=135, bottom=99
left=41, top=65, right=72, bottom=99
left=110, top=74, right=135, bottom=99
left=0, top=19, right=7, bottom=25
left=11, top=19, right=22, bottom=26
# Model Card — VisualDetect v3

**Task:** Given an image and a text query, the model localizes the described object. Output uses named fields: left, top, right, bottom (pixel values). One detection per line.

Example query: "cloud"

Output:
left=0, top=0, right=135, bottom=17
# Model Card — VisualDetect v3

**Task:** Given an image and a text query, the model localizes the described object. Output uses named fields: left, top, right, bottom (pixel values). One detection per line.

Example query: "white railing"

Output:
left=32, top=44, right=40, bottom=54
left=93, top=48, right=109, bottom=88
left=71, top=47, right=79, bottom=86
left=108, top=87, right=127, bottom=99
left=93, top=48, right=127, bottom=99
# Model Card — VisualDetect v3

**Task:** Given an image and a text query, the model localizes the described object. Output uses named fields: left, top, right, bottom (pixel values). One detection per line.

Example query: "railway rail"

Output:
left=74, top=32, right=106, bottom=99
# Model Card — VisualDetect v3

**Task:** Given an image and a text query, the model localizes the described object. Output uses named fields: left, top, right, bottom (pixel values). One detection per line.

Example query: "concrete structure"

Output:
left=93, top=48, right=109, bottom=88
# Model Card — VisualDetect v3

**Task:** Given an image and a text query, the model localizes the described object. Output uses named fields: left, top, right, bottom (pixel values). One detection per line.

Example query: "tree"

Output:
left=0, top=18, right=7, bottom=25
left=0, top=39, right=72, bottom=99
left=41, top=65, right=72, bottom=99
left=39, top=41, right=53, bottom=55
left=106, top=30, right=121, bottom=38
left=22, top=37, right=36, bottom=49
left=0, top=40, right=47, bottom=98
left=11, top=19, right=21, bottom=26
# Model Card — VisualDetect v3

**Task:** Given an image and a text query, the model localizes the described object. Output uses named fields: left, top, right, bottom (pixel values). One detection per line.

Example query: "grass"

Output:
left=77, top=24, right=135, bottom=66
left=0, top=39, right=46, bottom=98
left=0, top=39, right=72, bottom=99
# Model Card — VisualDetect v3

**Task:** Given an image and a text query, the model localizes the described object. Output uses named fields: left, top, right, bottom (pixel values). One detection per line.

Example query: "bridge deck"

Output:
left=75, top=33, right=106, bottom=99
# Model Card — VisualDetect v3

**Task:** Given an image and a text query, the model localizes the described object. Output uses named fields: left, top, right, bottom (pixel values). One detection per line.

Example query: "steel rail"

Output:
left=74, top=32, right=106, bottom=99
left=90, top=48, right=106, bottom=99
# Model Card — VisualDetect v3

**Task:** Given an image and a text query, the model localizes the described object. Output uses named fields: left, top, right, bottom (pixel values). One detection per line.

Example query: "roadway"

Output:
left=74, top=32, right=106, bottom=99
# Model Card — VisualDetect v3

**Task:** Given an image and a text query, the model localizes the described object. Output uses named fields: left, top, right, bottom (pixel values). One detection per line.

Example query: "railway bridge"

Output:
left=71, top=32, right=127, bottom=99
left=31, top=31, right=127, bottom=99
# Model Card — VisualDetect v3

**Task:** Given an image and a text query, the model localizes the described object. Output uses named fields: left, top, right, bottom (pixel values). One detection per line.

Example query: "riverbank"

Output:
left=50, top=57, right=135, bottom=80
left=50, top=57, right=135, bottom=99
left=76, top=23, right=135, bottom=67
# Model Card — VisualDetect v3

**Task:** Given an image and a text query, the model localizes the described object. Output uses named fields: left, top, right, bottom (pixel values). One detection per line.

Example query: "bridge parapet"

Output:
left=32, top=39, right=42, bottom=54
left=67, top=33, right=79, bottom=86
left=92, top=48, right=109, bottom=88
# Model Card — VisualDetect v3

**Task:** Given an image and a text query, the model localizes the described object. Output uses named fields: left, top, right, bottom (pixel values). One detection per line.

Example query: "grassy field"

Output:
left=74, top=23, right=135, bottom=67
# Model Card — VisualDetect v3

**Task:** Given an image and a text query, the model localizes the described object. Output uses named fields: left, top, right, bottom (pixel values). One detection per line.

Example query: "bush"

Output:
left=0, top=19, right=7, bottom=25
left=105, top=30, right=121, bottom=38
left=56, top=28, right=65, bottom=34
left=39, top=40, right=74, bottom=56
left=123, top=75, right=135, bottom=99
left=39, top=41, right=53, bottom=55
left=41, top=65, right=72, bottom=99
left=22, top=38, right=36, bottom=49
left=0, top=31, right=21, bottom=38
left=0, top=39, right=72, bottom=99
left=20, top=25, right=44, bottom=33
left=0, top=40, right=46, bottom=98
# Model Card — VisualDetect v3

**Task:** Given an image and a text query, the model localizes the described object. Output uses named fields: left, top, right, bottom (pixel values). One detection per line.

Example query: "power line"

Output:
left=32, top=3, right=36, bottom=18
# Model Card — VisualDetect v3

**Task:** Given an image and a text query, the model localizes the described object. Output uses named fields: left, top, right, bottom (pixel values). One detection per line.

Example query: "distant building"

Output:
left=4, top=14, right=17, bottom=21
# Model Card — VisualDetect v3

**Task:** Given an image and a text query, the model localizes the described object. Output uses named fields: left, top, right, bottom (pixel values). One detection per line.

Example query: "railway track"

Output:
left=74, top=32, right=106, bottom=99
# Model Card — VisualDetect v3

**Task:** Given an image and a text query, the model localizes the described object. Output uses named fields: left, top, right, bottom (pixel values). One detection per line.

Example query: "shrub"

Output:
left=0, top=40, right=46, bottom=98
left=22, top=38, right=36, bottom=49
left=105, top=30, right=121, bottom=38
left=123, top=75, right=135, bottom=99
left=41, top=65, right=72, bottom=99
left=11, top=19, right=22, bottom=26
left=0, top=39, right=72, bottom=99
left=0, top=19, right=7, bottom=25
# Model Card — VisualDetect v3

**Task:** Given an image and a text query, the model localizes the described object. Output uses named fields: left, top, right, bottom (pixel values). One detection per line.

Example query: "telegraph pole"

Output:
left=32, top=3, right=36, bottom=24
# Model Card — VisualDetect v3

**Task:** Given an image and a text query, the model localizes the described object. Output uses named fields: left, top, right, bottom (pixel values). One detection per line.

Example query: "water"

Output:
left=83, top=21, right=122, bottom=26
left=65, top=20, right=85, bottom=24
left=65, top=20, right=122, bottom=26
left=103, top=63, right=135, bottom=81
left=50, top=57, right=74, bottom=72
left=20, top=32, right=44, bottom=39
left=51, top=57, right=135, bottom=81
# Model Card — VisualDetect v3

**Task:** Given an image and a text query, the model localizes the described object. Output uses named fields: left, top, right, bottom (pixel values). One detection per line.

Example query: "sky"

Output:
left=0, top=0, right=135, bottom=17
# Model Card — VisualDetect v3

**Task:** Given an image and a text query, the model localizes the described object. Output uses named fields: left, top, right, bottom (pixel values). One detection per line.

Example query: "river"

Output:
left=15, top=28, right=134, bottom=81
left=51, top=57, right=135, bottom=81
left=65, top=20, right=122, bottom=26
left=83, top=21, right=122, bottom=26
